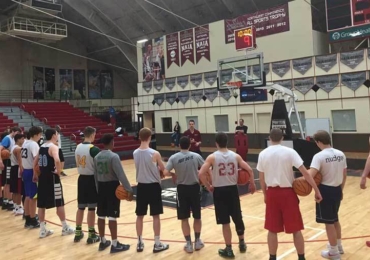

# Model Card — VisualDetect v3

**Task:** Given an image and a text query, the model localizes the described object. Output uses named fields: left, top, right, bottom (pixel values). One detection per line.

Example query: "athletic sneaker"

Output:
left=99, top=240, right=111, bottom=251
left=87, top=234, right=100, bottom=244
left=15, top=208, right=24, bottom=216
left=137, top=242, right=144, bottom=252
left=194, top=239, right=204, bottom=251
left=184, top=243, right=194, bottom=253
left=40, top=228, right=54, bottom=238
left=74, top=231, right=84, bottom=243
left=239, top=242, right=247, bottom=253
left=321, top=250, right=341, bottom=259
left=218, top=247, right=235, bottom=258
left=62, top=225, right=75, bottom=236
left=28, top=219, right=40, bottom=229
left=153, top=242, right=169, bottom=253
left=326, top=244, right=344, bottom=254
left=110, top=242, right=130, bottom=253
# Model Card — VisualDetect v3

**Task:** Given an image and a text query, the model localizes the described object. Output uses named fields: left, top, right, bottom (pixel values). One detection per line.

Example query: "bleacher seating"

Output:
left=22, top=103, right=139, bottom=152
left=0, top=113, right=17, bottom=132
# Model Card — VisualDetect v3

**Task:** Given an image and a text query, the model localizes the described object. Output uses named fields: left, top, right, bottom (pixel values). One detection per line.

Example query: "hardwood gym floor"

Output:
left=1, top=159, right=370, bottom=260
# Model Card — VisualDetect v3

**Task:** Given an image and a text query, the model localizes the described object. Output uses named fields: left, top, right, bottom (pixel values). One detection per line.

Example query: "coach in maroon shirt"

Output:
left=183, top=120, right=202, bottom=156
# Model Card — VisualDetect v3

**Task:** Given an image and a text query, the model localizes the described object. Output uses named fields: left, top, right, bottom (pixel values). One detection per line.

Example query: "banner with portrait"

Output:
left=33, top=66, right=44, bottom=99
left=142, top=36, right=165, bottom=81
left=73, top=70, right=86, bottom=99
left=59, top=69, right=73, bottom=101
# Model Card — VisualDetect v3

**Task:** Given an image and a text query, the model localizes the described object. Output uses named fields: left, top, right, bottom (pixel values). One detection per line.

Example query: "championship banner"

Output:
left=293, top=78, right=314, bottom=95
left=143, top=81, right=152, bottom=93
left=341, top=72, right=366, bottom=91
left=272, top=60, right=290, bottom=77
left=73, top=69, right=85, bottom=99
left=316, top=75, right=339, bottom=93
left=204, top=88, right=218, bottom=102
left=180, top=29, right=195, bottom=65
left=253, top=64, right=270, bottom=77
left=340, top=50, right=364, bottom=69
left=219, top=89, right=232, bottom=101
left=99, top=70, right=113, bottom=99
left=274, top=80, right=292, bottom=89
left=166, top=33, right=180, bottom=68
left=204, top=71, right=217, bottom=86
left=195, top=25, right=210, bottom=63
left=315, top=54, right=337, bottom=72
left=292, top=57, right=312, bottom=75
left=224, top=4, right=290, bottom=44
left=154, top=93, right=165, bottom=106
left=153, top=79, right=164, bottom=91
left=165, top=78, right=176, bottom=90
left=191, top=89, right=204, bottom=103
left=165, top=92, right=177, bottom=105
left=177, top=75, right=189, bottom=89
left=190, top=74, right=203, bottom=87
left=178, top=91, right=190, bottom=104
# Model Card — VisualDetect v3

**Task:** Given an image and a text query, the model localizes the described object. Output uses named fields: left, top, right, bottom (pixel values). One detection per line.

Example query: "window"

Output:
left=161, top=117, right=172, bottom=132
left=290, top=112, right=306, bottom=133
left=332, top=110, right=356, bottom=132
left=257, top=113, right=271, bottom=133
left=215, top=115, right=229, bottom=132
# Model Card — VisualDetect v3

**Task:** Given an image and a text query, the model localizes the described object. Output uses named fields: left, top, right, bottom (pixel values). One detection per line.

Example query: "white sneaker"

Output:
left=321, top=250, right=341, bottom=259
left=194, top=239, right=204, bottom=251
left=184, top=243, right=193, bottom=253
left=40, top=228, right=54, bottom=238
left=15, top=207, right=24, bottom=216
left=326, top=243, right=344, bottom=254
left=62, top=225, right=75, bottom=236
left=12, top=208, right=17, bottom=214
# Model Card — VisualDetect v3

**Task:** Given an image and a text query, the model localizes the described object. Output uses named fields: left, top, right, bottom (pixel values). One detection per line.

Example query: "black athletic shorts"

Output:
left=59, top=149, right=64, bottom=163
left=316, top=184, right=342, bottom=224
left=1, top=159, right=11, bottom=186
left=10, top=165, right=22, bottom=194
left=78, top=175, right=98, bottom=208
left=38, top=172, right=64, bottom=209
left=176, top=184, right=201, bottom=220
left=135, top=182, right=163, bottom=216
left=213, top=185, right=243, bottom=225
left=97, top=181, right=120, bottom=218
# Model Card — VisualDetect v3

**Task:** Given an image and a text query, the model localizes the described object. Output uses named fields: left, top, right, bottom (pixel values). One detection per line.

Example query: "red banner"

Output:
left=352, top=0, right=370, bottom=26
left=180, top=29, right=194, bottom=66
left=166, top=33, right=180, bottom=68
left=224, top=4, right=290, bottom=44
left=195, top=25, right=210, bottom=63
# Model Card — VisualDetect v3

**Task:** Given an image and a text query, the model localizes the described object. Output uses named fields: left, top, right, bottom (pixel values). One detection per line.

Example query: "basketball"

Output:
left=1, top=149, right=10, bottom=160
left=115, top=185, right=129, bottom=200
left=314, top=172, right=322, bottom=185
left=199, top=171, right=212, bottom=185
left=237, top=169, right=250, bottom=185
left=293, top=177, right=312, bottom=196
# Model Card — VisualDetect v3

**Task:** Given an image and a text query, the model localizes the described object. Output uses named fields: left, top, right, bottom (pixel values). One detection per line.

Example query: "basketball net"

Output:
left=222, top=81, right=242, bottom=98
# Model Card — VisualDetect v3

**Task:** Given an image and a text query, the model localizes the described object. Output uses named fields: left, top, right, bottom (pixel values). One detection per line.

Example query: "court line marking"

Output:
left=277, top=230, right=326, bottom=260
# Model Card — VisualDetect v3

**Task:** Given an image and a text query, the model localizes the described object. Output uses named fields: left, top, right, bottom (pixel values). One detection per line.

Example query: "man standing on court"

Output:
left=10, top=133, right=25, bottom=216
left=73, top=126, right=100, bottom=244
left=235, top=119, right=248, bottom=134
left=257, top=128, right=322, bottom=260
left=309, top=130, right=347, bottom=259
left=56, top=125, right=67, bottom=176
left=199, top=132, right=256, bottom=258
left=134, top=127, right=169, bottom=254
left=94, top=133, right=133, bottom=253
left=163, top=136, right=205, bottom=253
left=183, top=120, right=202, bottom=156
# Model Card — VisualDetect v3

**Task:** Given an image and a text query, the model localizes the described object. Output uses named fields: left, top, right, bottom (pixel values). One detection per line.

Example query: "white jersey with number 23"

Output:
left=211, top=150, right=238, bottom=187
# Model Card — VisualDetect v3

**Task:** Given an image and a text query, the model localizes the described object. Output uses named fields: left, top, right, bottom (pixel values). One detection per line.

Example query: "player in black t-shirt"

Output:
left=235, top=119, right=248, bottom=134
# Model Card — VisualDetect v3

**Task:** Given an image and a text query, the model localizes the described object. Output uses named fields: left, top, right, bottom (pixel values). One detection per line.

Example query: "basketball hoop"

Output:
left=222, top=81, right=243, bottom=98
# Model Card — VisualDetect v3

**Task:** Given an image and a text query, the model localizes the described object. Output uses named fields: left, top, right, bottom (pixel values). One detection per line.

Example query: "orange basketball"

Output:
left=1, top=149, right=10, bottom=160
left=314, top=172, right=322, bottom=185
left=237, top=169, right=250, bottom=185
left=293, top=177, right=312, bottom=196
left=115, top=185, right=129, bottom=200
left=199, top=171, right=212, bottom=185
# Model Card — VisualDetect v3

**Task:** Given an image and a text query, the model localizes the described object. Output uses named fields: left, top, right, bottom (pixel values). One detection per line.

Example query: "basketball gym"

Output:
left=0, top=0, right=370, bottom=259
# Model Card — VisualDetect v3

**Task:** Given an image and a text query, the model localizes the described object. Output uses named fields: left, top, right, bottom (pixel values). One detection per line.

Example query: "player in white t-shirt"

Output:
left=257, top=128, right=322, bottom=260
left=360, top=139, right=370, bottom=248
left=309, top=130, right=347, bottom=259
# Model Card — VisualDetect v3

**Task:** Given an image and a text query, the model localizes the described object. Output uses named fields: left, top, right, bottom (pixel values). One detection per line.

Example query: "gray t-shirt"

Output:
left=165, top=151, right=204, bottom=185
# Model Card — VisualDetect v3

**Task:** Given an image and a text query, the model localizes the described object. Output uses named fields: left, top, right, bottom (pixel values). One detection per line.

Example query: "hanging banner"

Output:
left=195, top=24, right=210, bottom=63
left=190, top=74, right=203, bottom=87
left=204, top=88, right=218, bottom=102
left=177, top=75, right=189, bottom=89
left=166, top=33, right=180, bottom=68
left=165, top=92, right=177, bottom=105
left=154, top=93, right=165, bottom=106
left=73, top=69, right=85, bottom=99
left=99, top=70, right=114, bottom=99
left=274, top=80, right=292, bottom=89
left=143, top=81, right=152, bottom=93
left=153, top=79, right=164, bottom=91
left=178, top=91, right=190, bottom=104
left=191, top=89, right=204, bottom=103
left=165, top=78, right=176, bottom=90
left=180, top=29, right=195, bottom=66
left=272, top=60, right=290, bottom=77
left=316, top=75, right=339, bottom=93
left=204, top=71, right=217, bottom=86
left=292, top=57, right=312, bottom=75
left=224, top=4, right=290, bottom=44
left=315, top=54, right=337, bottom=72
left=60, top=69, right=73, bottom=100
left=253, top=64, right=270, bottom=77
left=33, top=66, right=44, bottom=99
left=340, top=50, right=364, bottom=69
left=219, top=89, right=232, bottom=101
left=341, top=72, right=366, bottom=91
left=293, top=78, right=314, bottom=95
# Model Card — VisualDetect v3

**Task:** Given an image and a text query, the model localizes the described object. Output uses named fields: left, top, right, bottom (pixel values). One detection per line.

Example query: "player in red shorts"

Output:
left=257, top=128, right=322, bottom=260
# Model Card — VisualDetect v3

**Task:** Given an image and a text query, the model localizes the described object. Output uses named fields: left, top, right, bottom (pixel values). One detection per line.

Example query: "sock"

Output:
left=101, top=237, right=107, bottom=243
left=226, top=244, right=232, bottom=250
left=269, top=255, right=277, bottom=260
left=329, top=245, right=339, bottom=254
left=40, top=221, right=45, bottom=230
left=239, top=238, right=245, bottom=244
left=61, top=220, right=68, bottom=229
left=138, top=236, right=143, bottom=243
left=154, top=236, right=160, bottom=245
left=185, top=235, right=191, bottom=244
left=25, top=215, right=30, bottom=223
left=88, top=227, right=96, bottom=237
left=195, top=232, right=200, bottom=241
left=298, top=254, right=305, bottom=260
left=337, top=239, right=342, bottom=246
left=75, top=225, right=82, bottom=235
left=112, top=239, right=117, bottom=247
